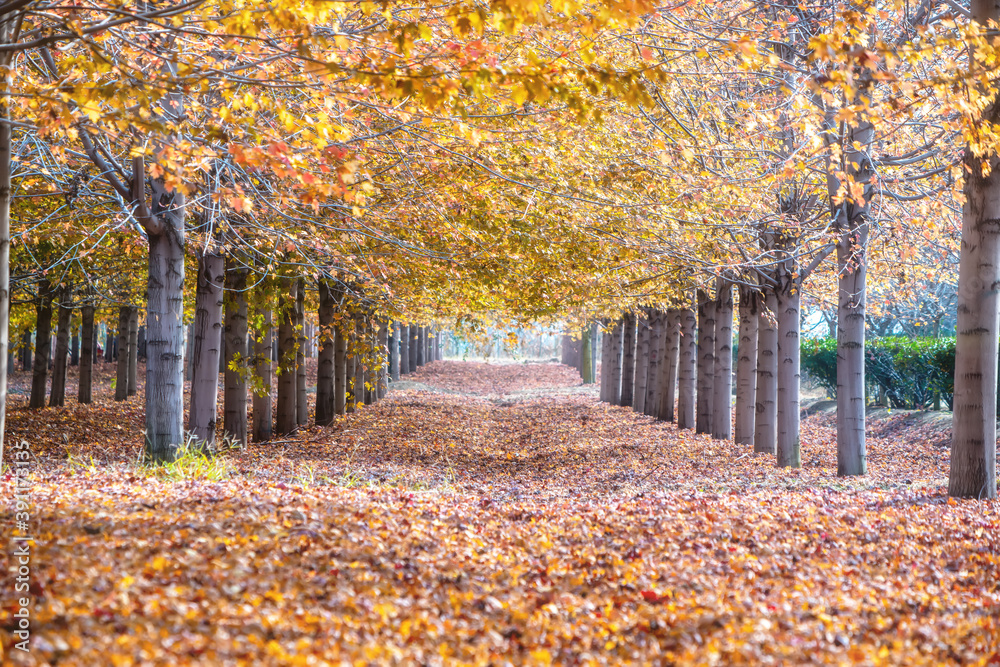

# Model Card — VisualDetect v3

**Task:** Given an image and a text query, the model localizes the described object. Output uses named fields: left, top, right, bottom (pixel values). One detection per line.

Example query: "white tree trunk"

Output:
left=696, top=290, right=716, bottom=434
left=620, top=313, right=637, bottom=407
left=632, top=312, right=651, bottom=413
left=735, top=286, right=758, bottom=445
left=775, top=263, right=801, bottom=468
left=755, top=288, right=778, bottom=454
left=712, top=280, right=733, bottom=440
left=656, top=309, right=680, bottom=421
left=644, top=311, right=664, bottom=416
left=677, top=305, right=698, bottom=429
left=951, top=0, right=1000, bottom=497
left=187, top=253, right=224, bottom=443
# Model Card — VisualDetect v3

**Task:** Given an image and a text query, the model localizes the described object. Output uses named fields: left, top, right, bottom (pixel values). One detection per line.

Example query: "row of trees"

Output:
left=17, top=272, right=443, bottom=448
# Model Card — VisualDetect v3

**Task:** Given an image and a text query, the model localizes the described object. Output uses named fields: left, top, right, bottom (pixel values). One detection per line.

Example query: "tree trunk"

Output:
left=335, top=313, right=348, bottom=415
left=609, top=318, right=624, bottom=404
left=276, top=278, right=298, bottom=435
left=127, top=307, right=138, bottom=396
left=345, top=325, right=357, bottom=414
left=755, top=288, right=778, bottom=454
left=78, top=305, right=95, bottom=404
left=105, top=326, right=115, bottom=363
left=400, top=324, right=410, bottom=377
left=416, top=325, right=426, bottom=367
left=950, top=0, right=1000, bottom=496
left=735, top=286, right=759, bottom=445
left=377, top=320, right=389, bottom=399
left=21, top=328, right=31, bottom=372
left=144, top=222, right=187, bottom=463
left=187, top=252, right=224, bottom=443
left=185, top=323, right=194, bottom=379
left=837, top=237, right=867, bottom=476
left=775, top=266, right=801, bottom=468
left=408, top=324, right=418, bottom=374
left=224, top=265, right=249, bottom=446
left=49, top=285, right=72, bottom=407
left=712, top=280, right=734, bottom=440
left=581, top=325, right=594, bottom=385
left=354, top=316, right=367, bottom=407
left=316, top=280, right=336, bottom=426
left=599, top=321, right=611, bottom=401
left=696, top=290, right=716, bottom=434
left=70, top=326, right=79, bottom=367
left=137, top=325, right=146, bottom=360
left=657, top=309, right=681, bottom=422
left=677, top=305, right=698, bottom=429
left=115, top=305, right=131, bottom=402
left=620, top=313, right=637, bottom=407
left=0, top=34, right=15, bottom=459
left=632, top=313, right=651, bottom=413
left=252, top=302, right=273, bottom=443
left=295, top=277, right=307, bottom=425
left=29, top=280, right=54, bottom=409
left=643, top=310, right=664, bottom=416
left=389, top=321, right=400, bottom=383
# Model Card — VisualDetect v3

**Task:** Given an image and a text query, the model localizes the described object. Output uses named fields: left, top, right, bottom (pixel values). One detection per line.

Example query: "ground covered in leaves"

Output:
left=2, top=361, right=998, bottom=665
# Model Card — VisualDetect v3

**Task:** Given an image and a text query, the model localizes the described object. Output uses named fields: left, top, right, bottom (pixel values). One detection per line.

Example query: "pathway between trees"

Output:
left=1, top=361, right=996, bottom=664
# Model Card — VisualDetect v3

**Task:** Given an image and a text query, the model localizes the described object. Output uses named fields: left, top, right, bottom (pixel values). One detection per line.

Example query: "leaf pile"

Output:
left=1, top=361, right=998, bottom=665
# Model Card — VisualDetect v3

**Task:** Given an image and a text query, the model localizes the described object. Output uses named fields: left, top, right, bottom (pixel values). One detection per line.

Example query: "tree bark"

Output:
left=144, top=221, right=187, bottom=462
left=346, top=325, right=357, bottom=414
left=20, top=328, right=31, bottom=372
left=755, top=288, right=778, bottom=454
left=224, top=264, right=249, bottom=446
left=377, top=320, right=389, bottom=399
left=115, top=305, right=131, bottom=402
left=599, top=320, right=612, bottom=401
left=70, top=326, right=79, bottom=367
left=127, top=307, right=138, bottom=397
left=252, top=302, right=273, bottom=443
left=105, top=324, right=116, bottom=363
left=416, top=325, right=425, bottom=367
left=400, top=324, right=410, bottom=377
left=632, top=313, right=651, bottom=413
left=950, top=0, right=1000, bottom=498
left=735, top=286, right=759, bottom=445
left=0, top=26, right=18, bottom=457
left=581, top=325, right=594, bottom=385
left=837, top=235, right=867, bottom=475
left=276, top=277, right=298, bottom=435
left=316, top=279, right=337, bottom=426
left=78, top=304, right=95, bottom=404
left=29, top=280, right=54, bottom=409
left=657, top=309, right=681, bottom=421
left=49, top=285, right=72, bottom=407
left=696, top=290, right=716, bottom=434
left=354, top=316, right=367, bottom=407
left=187, top=252, right=224, bottom=443
left=677, top=305, right=698, bottom=429
left=712, top=280, right=734, bottom=440
left=643, top=310, right=664, bottom=416
left=335, top=312, right=348, bottom=415
left=389, top=321, right=400, bottom=383
left=609, top=318, right=624, bottom=405
left=295, top=277, right=307, bottom=425
left=620, top=313, right=637, bottom=407
left=407, top=324, right=417, bottom=374
left=775, top=263, right=801, bottom=468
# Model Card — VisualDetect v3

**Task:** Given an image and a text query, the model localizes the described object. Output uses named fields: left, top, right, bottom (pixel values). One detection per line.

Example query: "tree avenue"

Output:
left=1, top=0, right=997, bottom=494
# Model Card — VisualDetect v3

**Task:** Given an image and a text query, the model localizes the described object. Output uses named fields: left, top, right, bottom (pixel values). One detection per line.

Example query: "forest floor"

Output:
left=1, top=361, right=998, bottom=665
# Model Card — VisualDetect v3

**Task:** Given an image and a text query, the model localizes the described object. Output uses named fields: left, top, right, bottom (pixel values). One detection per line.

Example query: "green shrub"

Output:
left=801, top=336, right=955, bottom=410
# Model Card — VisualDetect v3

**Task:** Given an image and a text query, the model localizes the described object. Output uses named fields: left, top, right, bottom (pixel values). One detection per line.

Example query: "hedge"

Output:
left=800, top=337, right=956, bottom=410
